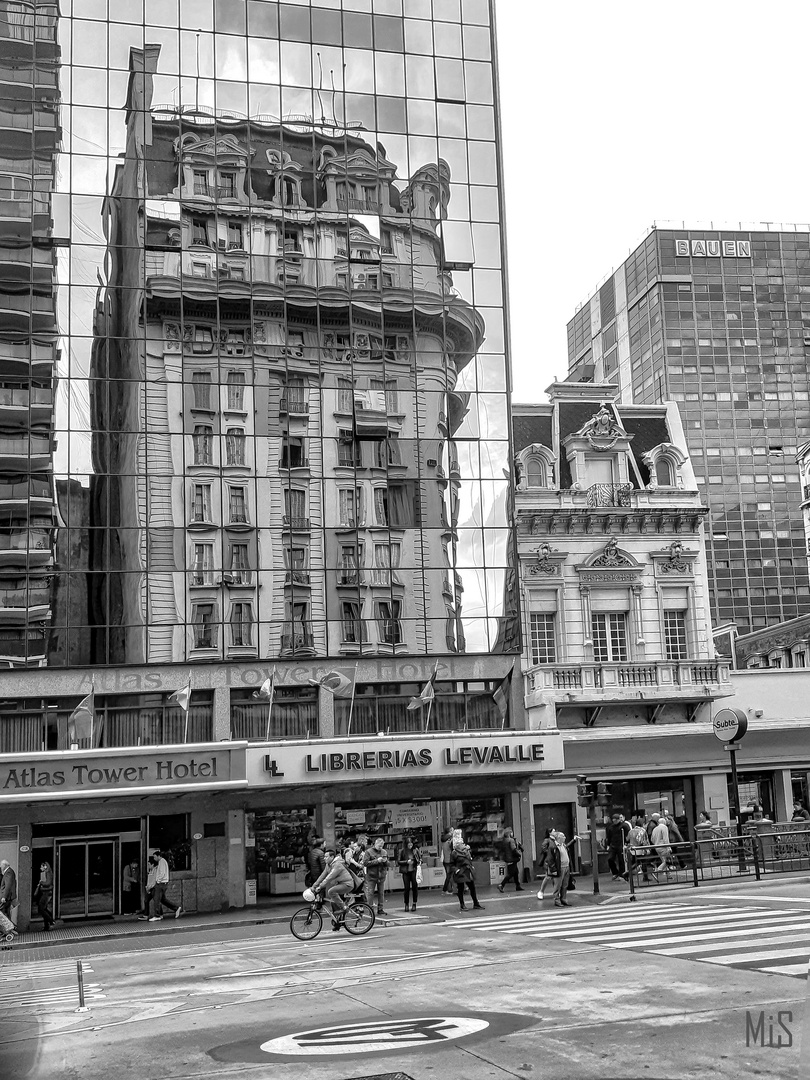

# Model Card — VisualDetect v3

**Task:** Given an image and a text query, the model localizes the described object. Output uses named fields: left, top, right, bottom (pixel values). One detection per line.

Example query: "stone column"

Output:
left=213, top=685, right=230, bottom=741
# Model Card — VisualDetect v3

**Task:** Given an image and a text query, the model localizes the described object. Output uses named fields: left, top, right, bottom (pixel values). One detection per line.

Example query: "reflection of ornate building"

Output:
left=514, top=382, right=732, bottom=729
left=0, top=1, right=60, bottom=667
left=89, top=46, right=483, bottom=666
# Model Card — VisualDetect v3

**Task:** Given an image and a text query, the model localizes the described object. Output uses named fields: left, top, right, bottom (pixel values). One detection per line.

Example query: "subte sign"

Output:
left=712, top=708, right=748, bottom=743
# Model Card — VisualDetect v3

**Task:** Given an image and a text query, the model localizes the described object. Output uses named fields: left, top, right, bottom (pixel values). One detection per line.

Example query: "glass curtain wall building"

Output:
left=567, top=225, right=810, bottom=637
left=0, top=0, right=517, bottom=747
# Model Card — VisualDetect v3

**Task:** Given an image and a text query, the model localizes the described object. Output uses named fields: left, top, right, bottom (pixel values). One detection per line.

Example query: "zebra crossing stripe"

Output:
left=761, top=964, right=810, bottom=976
left=653, top=934, right=810, bottom=956
left=0, top=965, right=95, bottom=982
left=0, top=985, right=105, bottom=1006
left=704, top=947, right=810, bottom=965
left=521, top=912, right=802, bottom=942
left=447, top=905, right=739, bottom=933
left=590, top=921, right=810, bottom=949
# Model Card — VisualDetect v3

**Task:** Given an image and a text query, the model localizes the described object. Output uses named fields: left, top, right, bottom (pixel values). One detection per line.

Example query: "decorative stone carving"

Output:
left=252, top=322, right=266, bottom=344
left=660, top=539, right=690, bottom=573
left=591, top=536, right=633, bottom=569
left=528, top=543, right=558, bottom=576
left=577, top=402, right=625, bottom=450
left=164, top=323, right=180, bottom=350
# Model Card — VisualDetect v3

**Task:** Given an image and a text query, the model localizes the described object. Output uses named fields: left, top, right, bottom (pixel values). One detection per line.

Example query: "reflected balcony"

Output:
left=280, top=625, right=315, bottom=655
left=279, top=395, right=309, bottom=415
left=282, top=515, right=310, bottom=531
left=0, top=627, right=47, bottom=664
left=527, top=659, right=734, bottom=708
left=0, top=584, right=50, bottom=622
left=0, top=478, right=53, bottom=509
left=0, top=386, right=52, bottom=426
left=285, top=570, right=311, bottom=587
left=0, top=529, right=53, bottom=565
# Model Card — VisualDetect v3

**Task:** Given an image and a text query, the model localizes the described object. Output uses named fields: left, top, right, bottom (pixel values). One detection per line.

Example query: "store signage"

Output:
left=0, top=746, right=247, bottom=802
left=712, top=708, right=748, bottom=743
left=250, top=733, right=564, bottom=786
left=675, top=239, right=751, bottom=258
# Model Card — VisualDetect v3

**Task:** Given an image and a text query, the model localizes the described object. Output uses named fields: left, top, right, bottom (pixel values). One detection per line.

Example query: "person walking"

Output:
left=548, top=831, right=570, bottom=907
left=34, top=861, right=54, bottom=930
left=441, top=830, right=455, bottom=894
left=605, top=813, right=630, bottom=881
left=497, top=828, right=525, bottom=892
left=627, top=815, right=654, bottom=882
left=396, top=836, right=421, bottom=912
left=362, top=836, right=389, bottom=916
left=0, top=859, right=18, bottom=926
left=536, top=830, right=554, bottom=898
left=138, top=853, right=158, bottom=920
left=650, top=814, right=672, bottom=872
left=151, top=851, right=182, bottom=921
left=450, top=838, right=483, bottom=911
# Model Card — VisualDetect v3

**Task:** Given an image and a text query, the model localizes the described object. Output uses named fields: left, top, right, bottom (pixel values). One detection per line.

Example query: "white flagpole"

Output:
left=346, top=660, right=359, bottom=736
left=264, top=667, right=276, bottom=742
left=183, top=693, right=190, bottom=744
left=424, top=691, right=434, bottom=734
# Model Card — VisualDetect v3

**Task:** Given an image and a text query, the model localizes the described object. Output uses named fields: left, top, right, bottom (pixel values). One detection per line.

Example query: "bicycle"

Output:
left=289, top=888, right=376, bottom=941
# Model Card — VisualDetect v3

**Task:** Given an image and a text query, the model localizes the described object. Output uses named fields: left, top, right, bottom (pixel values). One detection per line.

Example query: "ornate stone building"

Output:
left=514, top=382, right=732, bottom=730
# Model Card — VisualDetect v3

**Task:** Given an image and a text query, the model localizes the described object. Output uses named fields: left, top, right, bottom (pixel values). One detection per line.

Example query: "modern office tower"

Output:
left=567, top=225, right=810, bottom=636
left=0, top=0, right=517, bottom=741
left=0, top=1, right=60, bottom=668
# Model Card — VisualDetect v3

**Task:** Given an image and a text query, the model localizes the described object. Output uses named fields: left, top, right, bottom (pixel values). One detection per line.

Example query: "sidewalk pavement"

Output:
left=7, top=868, right=804, bottom=952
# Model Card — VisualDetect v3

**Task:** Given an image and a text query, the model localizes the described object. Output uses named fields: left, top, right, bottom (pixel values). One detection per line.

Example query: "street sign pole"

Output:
left=589, top=803, right=600, bottom=895
left=714, top=707, right=750, bottom=875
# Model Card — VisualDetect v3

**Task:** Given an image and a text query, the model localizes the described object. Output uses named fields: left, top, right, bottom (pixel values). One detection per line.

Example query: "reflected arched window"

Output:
left=655, top=458, right=674, bottom=486
left=526, top=457, right=546, bottom=488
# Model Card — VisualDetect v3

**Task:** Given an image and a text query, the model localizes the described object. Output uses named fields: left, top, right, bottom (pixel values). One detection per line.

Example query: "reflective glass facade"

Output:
left=0, top=0, right=515, bottom=675
left=567, top=226, right=810, bottom=636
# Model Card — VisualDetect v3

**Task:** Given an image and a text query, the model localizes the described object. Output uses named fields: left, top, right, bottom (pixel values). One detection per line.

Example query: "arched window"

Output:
left=655, top=458, right=674, bottom=486
left=526, top=457, right=546, bottom=487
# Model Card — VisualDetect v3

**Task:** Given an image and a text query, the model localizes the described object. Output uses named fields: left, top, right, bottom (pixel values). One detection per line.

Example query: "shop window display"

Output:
left=248, top=808, right=316, bottom=896
left=449, top=796, right=506, bottom=860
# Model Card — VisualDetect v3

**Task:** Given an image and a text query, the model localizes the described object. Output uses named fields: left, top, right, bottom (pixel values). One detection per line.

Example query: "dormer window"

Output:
left=516, top=444, right=556, bottom=490
left=643, top=442, right=688, bottom=490
left=655, top=458, right=674, bottom=486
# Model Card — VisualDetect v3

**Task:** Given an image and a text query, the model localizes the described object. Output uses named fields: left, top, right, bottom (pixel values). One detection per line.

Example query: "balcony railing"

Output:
left=281, top=626, right=314, bottom=652
left=279, top=396, right=309, bottom=414
left=285, top=570, right=311, bottom=586
left=586, top=483, right=634, bottom=508
left=283, top=515, right=310, bottom=530
left=529, top=659, right=731, bottom=697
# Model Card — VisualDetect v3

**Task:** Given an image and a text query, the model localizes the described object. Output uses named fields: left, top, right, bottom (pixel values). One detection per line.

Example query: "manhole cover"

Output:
left=340, top=1075, right=416, bottom=1080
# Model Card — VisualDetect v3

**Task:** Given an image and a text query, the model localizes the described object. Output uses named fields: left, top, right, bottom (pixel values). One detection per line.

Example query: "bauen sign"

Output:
left=675, top=239, right=751, bottom=258
left=712, top=708, right=748, bottom=743
left=0, top=746, right=247, bottom=802
left=248, top=732, right=564, bottom=786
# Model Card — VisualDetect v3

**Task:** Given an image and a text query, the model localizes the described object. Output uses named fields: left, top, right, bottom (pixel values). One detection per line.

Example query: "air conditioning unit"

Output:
left=427, top=458, right=438, bottom=467
left=217, top=238, right=227, bottom=250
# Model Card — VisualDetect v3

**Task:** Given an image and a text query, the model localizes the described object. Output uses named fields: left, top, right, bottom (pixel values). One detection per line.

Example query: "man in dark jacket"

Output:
left=497, top=829, right=525, bottom=892
left=605, top=814, right=630, bottom=881
left=362, top=837, right=389, bottom=915
left=306, top=839, right=326, bottom=887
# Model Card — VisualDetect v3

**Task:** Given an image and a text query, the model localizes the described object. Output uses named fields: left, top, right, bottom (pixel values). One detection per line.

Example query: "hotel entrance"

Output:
left=56, top=838, right=117, bottom=919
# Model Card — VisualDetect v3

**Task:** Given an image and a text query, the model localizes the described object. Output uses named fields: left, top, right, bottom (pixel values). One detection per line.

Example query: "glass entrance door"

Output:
left=56, top=839, right=116, bottom=918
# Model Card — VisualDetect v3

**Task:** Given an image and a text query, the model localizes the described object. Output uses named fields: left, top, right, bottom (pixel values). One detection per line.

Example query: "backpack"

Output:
left=347, top=866, right=365, bottom=891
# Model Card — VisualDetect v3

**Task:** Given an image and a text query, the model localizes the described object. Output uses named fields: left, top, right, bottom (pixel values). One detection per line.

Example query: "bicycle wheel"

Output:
left=342, top=901, right=375, bottom=936
left=290, top=906, right=323, bottom=941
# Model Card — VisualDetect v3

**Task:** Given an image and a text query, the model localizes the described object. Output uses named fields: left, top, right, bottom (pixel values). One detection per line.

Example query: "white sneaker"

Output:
left=148, top=916, right=163, bottom=922
left=175, top=907, right=183, bottom=919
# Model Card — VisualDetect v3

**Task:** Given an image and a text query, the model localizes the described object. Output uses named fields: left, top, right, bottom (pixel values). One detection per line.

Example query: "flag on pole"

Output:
left=68, top=691, right=95, bottom=746
left=407, top=661, right=439, bottom=711
left=253, top=673, right=276, bottom=703
left=493, top=662, right=515, bottom=722
left=308, top=670, right=354, bottom=698
left=253, top=669, right=277, bottom=741
left=168, top=682, right=191, bottom=713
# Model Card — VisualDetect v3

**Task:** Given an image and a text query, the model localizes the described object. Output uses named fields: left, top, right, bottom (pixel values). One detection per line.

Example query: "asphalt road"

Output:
left=1, top=883, right=807, bottom=1080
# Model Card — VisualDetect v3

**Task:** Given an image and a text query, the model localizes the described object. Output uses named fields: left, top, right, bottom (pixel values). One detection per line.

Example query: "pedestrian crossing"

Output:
left=445, top=902, right=810, bottom=980
left=0, top=958, right=105, bottom=1009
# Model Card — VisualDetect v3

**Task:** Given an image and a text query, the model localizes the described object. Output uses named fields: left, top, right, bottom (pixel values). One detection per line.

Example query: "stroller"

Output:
left=0, top=908, right=17, bottom=943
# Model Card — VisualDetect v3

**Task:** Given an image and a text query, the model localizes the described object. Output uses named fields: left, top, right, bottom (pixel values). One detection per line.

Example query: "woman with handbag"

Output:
left=396, top=836, right=421, bottom=912
left=450, top=838, right=484, bottom=911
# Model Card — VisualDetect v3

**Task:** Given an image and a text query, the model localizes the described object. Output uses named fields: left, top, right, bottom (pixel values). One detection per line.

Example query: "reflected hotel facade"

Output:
left=0, top=2, right=543, bottom=929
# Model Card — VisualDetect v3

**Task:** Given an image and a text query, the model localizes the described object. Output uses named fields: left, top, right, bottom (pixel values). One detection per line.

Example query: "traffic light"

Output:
left=596, top=781, right=612, bottom=806
left=576, top=775, right=592, bottom=807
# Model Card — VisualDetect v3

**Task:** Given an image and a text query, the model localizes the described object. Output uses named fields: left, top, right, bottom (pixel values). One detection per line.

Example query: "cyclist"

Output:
left=311, top=847, right=355, bottom=930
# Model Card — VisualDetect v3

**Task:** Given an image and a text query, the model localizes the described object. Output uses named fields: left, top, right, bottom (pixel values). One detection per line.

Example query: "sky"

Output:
left=495, top=0, right=810, bottom=404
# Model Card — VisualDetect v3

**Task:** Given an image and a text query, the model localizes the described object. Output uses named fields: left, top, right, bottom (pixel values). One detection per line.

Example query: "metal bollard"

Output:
left=75, top=960, right=90, bottom=1013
